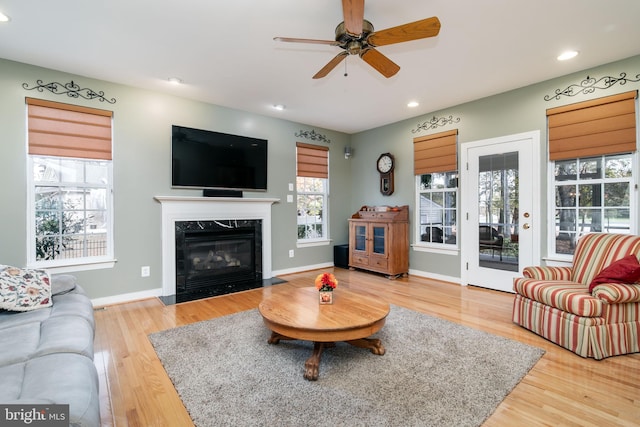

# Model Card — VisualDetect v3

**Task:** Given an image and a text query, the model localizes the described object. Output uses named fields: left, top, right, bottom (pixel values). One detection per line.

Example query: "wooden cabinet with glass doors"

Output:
left=348, top=205, right=409, bottom=278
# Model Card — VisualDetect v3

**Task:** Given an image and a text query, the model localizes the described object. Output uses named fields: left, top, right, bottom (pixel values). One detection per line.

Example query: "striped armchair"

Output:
left=512, top=233, right=640, bottom=359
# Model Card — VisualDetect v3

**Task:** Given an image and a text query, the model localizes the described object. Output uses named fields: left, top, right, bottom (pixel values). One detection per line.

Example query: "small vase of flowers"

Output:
left=315, top=272, right=338, bottom=304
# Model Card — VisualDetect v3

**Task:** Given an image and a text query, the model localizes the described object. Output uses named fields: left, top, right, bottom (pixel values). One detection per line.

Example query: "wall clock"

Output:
left=376, top=153, right=395, bottom=196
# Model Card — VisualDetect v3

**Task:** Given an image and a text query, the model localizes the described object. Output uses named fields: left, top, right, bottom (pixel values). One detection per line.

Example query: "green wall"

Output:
left=0, top=58, right=352, bottom=299
left=349, top=54, right=640, bottom=282
left=2, top=54, right=639, bottom=299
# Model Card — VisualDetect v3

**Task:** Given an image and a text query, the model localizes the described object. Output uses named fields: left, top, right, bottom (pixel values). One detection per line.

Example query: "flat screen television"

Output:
left=171, top=125, right=268, bottom=192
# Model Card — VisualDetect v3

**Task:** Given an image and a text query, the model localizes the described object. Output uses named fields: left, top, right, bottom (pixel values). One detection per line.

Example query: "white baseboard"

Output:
left=90, top=263, right=334, bottom=307
left=408, top=269, right=461, bottom=285
left=91, top=288, right=163, bottom=307
left=272, top=262, right=334, bottom=277
left=92, top=262, right=455, bottom=306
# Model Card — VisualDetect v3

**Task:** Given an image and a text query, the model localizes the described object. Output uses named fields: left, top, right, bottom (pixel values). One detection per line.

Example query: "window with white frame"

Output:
left=30, top=157, right=113, bottom=263
left=413, top=129, right=458, bottom=248
left=552, top=153, right=634, bottom=255
left=546, top=90, right=637, bottom=258
left=296, top=142, right=329, bottom=242
left=26, top=98, right=114, bottom=268
left=416, top=172, right=458, bottom=246
left=296, top=176, right=327, bottom=240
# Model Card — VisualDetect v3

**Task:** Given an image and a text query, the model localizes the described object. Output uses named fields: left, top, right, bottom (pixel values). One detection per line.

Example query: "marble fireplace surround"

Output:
left=154, top=196, right=279, bottom=296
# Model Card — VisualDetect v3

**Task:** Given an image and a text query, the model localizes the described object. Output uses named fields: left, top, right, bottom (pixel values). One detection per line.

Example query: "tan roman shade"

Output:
left=27, top=97, right=113, bottom=160
left=413, top=129, right=458, bottom=175
left=546, top=90, right=637, bottom=161
left=296, top=142, right=329, bottom=178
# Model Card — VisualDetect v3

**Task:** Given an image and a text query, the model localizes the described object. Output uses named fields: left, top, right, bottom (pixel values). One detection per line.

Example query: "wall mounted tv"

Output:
left=171, top=125, right=268, bottom=193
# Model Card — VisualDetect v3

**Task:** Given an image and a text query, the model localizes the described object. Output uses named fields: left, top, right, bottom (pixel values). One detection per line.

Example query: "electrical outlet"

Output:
left=288, top=249, right=294, bottom=258
left=141, top=266, right=150, bottom=277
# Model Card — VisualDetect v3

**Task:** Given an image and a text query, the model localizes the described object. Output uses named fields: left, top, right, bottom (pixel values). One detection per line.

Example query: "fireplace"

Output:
left=175, top=220, right=262, bottom=299
left=155, top=196, right=279, bottom=301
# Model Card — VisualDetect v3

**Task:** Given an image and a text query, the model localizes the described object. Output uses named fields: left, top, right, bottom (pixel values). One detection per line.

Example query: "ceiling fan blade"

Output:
left=313, top=52, right=349, bottom=79
left=274, top=37, right=341, bottom=46
left=360, top=48, right=400, bottom=78
left=342, top=0, right=365, bottom=36
left=367, top=16, right=441, bottom=47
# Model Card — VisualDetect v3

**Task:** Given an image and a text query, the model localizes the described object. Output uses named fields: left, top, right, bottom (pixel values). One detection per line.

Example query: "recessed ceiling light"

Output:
left=273, top=104, right=286, bottom=111
left=0, top=12, right=10, bottom=22
left=557, top=50, right=579, bottom=61
left=407, top=101, right=419, bottom=108
left=167, top=77, right=183, bottom=85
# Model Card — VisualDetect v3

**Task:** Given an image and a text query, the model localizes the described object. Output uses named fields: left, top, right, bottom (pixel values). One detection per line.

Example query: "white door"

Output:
left=461, top=131, right=540, bottom=292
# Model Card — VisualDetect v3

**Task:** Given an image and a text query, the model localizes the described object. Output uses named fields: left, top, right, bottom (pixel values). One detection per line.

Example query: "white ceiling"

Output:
left=2, top=0, right=640, bottom=134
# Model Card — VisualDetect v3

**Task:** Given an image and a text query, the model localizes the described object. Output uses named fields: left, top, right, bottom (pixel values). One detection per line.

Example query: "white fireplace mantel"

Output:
left=154, top=196, right=279, bottom=296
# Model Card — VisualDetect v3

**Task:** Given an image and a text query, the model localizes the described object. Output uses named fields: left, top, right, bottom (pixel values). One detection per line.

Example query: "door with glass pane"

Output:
left=371, top=225, right=387, bottom=255
left=348, top=222, right=388, bottom=268
left=461, top=131, right=540, bottom=293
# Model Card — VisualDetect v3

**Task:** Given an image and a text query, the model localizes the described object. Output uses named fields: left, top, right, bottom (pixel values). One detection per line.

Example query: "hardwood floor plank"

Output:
left=94, top=268, right=640, bottom=426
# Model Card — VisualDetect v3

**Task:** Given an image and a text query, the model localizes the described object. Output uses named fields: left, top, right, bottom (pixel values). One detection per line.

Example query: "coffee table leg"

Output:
left=346, top=338, right=385, bottom=355
left=304, top=342, right=328, bottom=381
left=267, top=331, right=293, bottom=345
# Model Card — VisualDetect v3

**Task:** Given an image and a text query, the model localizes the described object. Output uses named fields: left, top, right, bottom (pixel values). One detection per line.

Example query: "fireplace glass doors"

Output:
left=175, top=220, right=262, bottom=300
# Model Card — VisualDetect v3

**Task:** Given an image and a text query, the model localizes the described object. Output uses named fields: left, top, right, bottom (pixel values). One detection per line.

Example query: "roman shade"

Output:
left=296, top=142, right=328, bottom=178
left=26, top=97, right=113, bottom=160
left=413, top=129, right=458, bottom=175
left=546, top=90, right=637, bottom=161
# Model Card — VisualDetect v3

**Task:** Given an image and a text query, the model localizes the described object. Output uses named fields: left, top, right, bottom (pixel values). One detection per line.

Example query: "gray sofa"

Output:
left=0, top=274, right=100, bottom=427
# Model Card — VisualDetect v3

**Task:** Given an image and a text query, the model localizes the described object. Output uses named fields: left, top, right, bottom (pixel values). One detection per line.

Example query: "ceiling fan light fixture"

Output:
left=557, top=50, right=579, bottom=61
left=407, top=101, right=419, bottom=108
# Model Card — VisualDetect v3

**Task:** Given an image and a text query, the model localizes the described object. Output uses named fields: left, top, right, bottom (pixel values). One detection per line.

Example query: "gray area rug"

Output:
left=148, top=305, right=544, bottom=427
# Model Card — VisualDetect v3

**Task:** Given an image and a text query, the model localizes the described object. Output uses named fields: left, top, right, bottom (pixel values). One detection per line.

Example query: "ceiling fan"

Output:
left=274, top=0, right=441, bottom=79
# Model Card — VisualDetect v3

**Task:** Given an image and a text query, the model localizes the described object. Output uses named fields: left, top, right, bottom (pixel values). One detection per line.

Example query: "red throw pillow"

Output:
left=588, top=254, right=640, bottom=292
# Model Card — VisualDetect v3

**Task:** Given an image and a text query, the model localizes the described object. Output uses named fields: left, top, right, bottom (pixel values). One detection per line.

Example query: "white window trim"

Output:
left=412, top=243, right=459, bottom=255
left=546, top=151, right=638, bottom=260
left=297, top=239, right=332, bottom=248
left=26, top=156, right=116, bottom=271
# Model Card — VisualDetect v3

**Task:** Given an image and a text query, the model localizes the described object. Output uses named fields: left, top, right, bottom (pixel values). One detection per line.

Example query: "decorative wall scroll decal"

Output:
left=22, top=79, right=117, bottom=104
left=295, top=129, right=331, bottom=143
left=544, top=72, right=640, bottom=101
left=411, top=115, right=460, bottom=133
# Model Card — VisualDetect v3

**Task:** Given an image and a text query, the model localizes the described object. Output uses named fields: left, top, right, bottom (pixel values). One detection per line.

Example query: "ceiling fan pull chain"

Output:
left=344, top=57, right=348, bottom=77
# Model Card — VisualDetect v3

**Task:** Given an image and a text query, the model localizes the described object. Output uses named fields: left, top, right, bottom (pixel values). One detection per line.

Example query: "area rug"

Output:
left=148, top=306, right=544, bottom=427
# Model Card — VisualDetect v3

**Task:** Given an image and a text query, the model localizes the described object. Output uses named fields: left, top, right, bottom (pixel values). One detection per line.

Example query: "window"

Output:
left=296, top=177, right=327, bottom=240
left=26, top=98, right=114, bottom=268
left=296, top=143, right=329, bottom=243
left=416, top=173, right=458, bottom=245
left=413, top=129, right=458, bottom=249
left=547, top=90, right=637, bottom=257
left=31, top=157, right=112, bottom=262
left=552, top=153, right=633, bottom=255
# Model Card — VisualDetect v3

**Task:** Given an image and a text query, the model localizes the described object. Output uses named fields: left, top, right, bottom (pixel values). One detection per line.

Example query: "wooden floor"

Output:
left=94, top=268, right=640, bottom=426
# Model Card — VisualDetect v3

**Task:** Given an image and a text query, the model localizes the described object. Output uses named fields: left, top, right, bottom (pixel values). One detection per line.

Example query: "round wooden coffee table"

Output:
left=258, top=286, right=390, bottom=380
